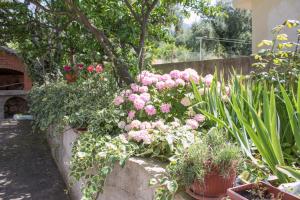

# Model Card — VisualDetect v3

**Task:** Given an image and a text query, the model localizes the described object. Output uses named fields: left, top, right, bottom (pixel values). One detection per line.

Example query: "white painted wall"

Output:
left=233, top=0, right=300, bottom=53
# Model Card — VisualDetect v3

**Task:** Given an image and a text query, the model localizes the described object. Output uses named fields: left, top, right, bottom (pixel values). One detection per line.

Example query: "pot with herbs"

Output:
left=171, top=127, right=241, bottom=199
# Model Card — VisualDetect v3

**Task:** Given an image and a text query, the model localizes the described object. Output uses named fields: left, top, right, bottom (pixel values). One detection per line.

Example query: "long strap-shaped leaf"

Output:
left=231, top=91, right=288, bottom=182
left=276, top=165, right=300, bottom=180
left=280, top=82, right=300, bottom=150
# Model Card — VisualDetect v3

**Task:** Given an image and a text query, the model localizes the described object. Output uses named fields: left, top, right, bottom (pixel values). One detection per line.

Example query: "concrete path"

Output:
left=0, top=120, right=69, bottom=200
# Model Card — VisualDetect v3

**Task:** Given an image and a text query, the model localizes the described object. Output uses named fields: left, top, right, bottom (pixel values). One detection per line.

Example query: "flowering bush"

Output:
left=113, top=69, right=231, bottom=146
left=31, top=66, right=232, bottom=200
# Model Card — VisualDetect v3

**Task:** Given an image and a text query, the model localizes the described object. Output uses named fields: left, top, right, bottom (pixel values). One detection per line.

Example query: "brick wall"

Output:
left=0, top=75, right=24, bottom=90
left=0, top=51, right=32, bottom=91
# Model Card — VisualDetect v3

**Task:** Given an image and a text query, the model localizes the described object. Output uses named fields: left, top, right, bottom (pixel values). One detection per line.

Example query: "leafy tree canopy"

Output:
left=175, top=1, right=252, bottom=59
left=1, top=0, right=222, bottom=84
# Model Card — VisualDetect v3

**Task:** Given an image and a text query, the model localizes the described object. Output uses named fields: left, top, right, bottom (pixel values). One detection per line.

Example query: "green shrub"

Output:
left=29, top=72, right=118, bottom=133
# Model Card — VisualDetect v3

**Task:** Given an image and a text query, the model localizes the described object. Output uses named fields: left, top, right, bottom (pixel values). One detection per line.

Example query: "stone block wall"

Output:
left=153, top=56, right=255, bottom=80
left=47, top=126, right=191, bottom=200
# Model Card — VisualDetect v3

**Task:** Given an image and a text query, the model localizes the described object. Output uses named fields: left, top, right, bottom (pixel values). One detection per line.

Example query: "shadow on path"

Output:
left=0, top=120, right=69, bottom=200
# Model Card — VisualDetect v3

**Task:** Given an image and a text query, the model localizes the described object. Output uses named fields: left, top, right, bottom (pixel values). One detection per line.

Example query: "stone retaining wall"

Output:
left=47, top=126, right=191, bottom=200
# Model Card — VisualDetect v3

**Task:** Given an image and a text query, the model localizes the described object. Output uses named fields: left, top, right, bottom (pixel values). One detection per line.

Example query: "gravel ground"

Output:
left=0, top=120, right=69, bottom=200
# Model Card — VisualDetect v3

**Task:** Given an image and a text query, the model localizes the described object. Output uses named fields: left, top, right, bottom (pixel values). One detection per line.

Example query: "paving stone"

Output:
left=0, top=120, right=69, bottom=200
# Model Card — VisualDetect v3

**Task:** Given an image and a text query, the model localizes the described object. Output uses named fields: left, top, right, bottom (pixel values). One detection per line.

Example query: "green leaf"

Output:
left=149, top=178, right=158, bottom=186
left=276, top=166, right=300, bottom=180
left=166, top=181, right=178, bottom=193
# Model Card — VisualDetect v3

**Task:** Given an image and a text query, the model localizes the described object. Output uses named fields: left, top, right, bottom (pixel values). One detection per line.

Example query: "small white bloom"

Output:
left=181, top=97, right=191, bottom=107
left=118, top=121, right=126, bottom=129
left=77, top=152, right=87, bottom=158
left=97, top=152, right=107, bottom=158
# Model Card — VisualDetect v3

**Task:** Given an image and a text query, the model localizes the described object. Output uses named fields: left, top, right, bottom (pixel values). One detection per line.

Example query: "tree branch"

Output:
left=124, top=0, right=141, bottom=24
left=64, top=0, right=133, bottom=84
left=28, top=0, right=71, bottom=16
left=137, top=0, right=159, bottom=71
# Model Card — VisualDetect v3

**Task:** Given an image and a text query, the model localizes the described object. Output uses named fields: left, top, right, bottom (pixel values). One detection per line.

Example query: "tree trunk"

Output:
left=65, top=0, right=134, bottom=85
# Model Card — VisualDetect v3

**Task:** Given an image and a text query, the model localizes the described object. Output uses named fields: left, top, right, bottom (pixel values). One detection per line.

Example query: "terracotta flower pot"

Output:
left=65, top=73, right=77, bottom=83
left=227, top=181, right=300, bottom=200
left=186, top=167, right=236, bottom=199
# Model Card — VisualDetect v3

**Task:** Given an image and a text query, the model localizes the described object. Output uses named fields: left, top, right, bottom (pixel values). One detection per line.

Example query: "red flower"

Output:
left=87, top=65, right=95, bottom=72
left=64, top=65, right=72, bottom=72
left=76, top=63, right=84, bottom=70
left=95, top=64, right=103, bottom=73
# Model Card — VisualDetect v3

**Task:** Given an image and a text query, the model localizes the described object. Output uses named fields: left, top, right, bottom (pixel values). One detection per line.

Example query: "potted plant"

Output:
left=170, top=127, right=241, bottom=200
left=227, top=181, right=300, bottom=200
left=63, top=65, right=78, bottom=83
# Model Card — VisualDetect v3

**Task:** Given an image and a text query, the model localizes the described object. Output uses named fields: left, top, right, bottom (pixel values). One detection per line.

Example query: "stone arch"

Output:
left=3, top=96, right=28, bottom=118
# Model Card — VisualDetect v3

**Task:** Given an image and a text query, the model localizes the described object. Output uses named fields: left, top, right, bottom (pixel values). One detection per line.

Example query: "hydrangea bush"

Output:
left=113, top=68, right=230, bottom=146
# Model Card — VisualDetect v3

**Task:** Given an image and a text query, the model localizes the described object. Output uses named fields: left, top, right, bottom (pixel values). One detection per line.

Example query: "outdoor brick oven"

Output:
left=0, top=46, right=32, bottom=119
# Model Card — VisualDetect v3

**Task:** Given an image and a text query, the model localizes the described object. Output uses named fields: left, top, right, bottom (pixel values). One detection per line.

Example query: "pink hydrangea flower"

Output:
left=204, top=74, right=214, bottom=87
left=133, top=98, right=145, bottom=110
left=130, top=83, right=139, bottom=92
left=170, top=70, right=181, bottom=79
left=114, top=96, right=124, bottom=106
left=141, top=76, right=153, bottom=86
left=156, top=81, right=165, bottom=90
left=175, top=78, right=185, bottom=86
left=186, top=119, right=199, bottom=129
left=128, top=110, right=136, bottom=120
left=160, top=103, right=171, bottom=113
left=194, top=114, right=205, bottom=123
left=130, top=120, right=141, bottom=129
left=182, top=68, right=200, bottom=83
left=125, top=89, right=132, bottom=97
left=165, top=79, right=176, bottom=88
left=140, top=122, right=152, bottom=130
left=144, top=105, right=156, bottom=116
left=128, top=94, right=139, bottom=102
left=128, top=130, right=152, bottom=144
left=140, top=93, right=151, bottom=102
left=159, top=74, right=171, bottom=81
left=181, top=97, right=191, bottom=107
left=139, top=86, right=148, bottom=93
left=140, top=131, right=152, bottom=144
left=136, top=74, right=143, bottom=83
left=152, top=120, right=164, bottom=129
left=128, top=131, right=139, bottom=141
left=150, top=76, right=159, bottom=83
left=181, top=71, right=190, bottom=81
